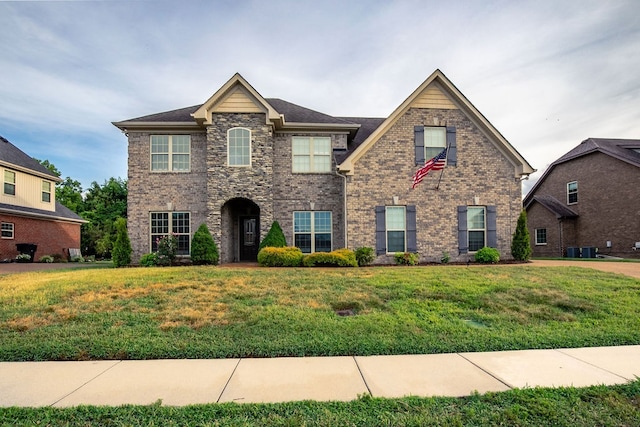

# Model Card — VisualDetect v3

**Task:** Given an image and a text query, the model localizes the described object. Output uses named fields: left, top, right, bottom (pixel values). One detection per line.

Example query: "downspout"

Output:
left=335, top=168, right=348, bottom=249
left=558, top=218, right=564, bottom=258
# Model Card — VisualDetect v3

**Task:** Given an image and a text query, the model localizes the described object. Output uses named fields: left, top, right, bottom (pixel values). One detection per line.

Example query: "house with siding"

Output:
left=0, top=136, right=85, bottom=261
left=113, top=70, right=534, bottom=264
left=524, top=138, right=640, bottom=258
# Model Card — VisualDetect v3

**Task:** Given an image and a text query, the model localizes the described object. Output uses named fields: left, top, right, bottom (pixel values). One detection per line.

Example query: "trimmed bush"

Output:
left=394, top=252, right=419, bottom=266
left=475, top=247, right=500, bottom=263
left=303, top=249, right=358, bottom=267
left=355, top=247, right=375, bottom=266
left=190, top=223, right=219, bottom=265
left=112, top=217, right=132, bottom=268
left=39, top=255, right=54, bottom=263
left=258, top=246, right=304, bottom=267
left=511, top=210, right=532, bottom=261
left=139, top=253, right=159, bottom=267
left=258, top=221, right=287, bottom=251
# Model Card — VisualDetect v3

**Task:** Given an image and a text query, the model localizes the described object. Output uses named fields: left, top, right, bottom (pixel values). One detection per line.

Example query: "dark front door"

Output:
left=239, top=216, right=259, bottom=261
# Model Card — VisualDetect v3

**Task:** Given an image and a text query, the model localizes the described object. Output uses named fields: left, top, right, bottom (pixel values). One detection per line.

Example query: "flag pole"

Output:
left=435, top=142, right=451, bottom=191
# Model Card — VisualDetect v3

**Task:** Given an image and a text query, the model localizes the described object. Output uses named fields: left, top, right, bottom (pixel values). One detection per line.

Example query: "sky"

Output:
left=1, top=0, right=639, bottom=195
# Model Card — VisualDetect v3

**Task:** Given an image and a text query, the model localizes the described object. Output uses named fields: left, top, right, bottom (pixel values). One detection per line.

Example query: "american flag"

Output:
left=412, top=148, right=447, bottom=189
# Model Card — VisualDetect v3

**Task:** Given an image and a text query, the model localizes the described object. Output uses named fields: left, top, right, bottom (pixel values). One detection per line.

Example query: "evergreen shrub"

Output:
left=303, top=249, right=358, bottom=267
left=112, top=217, right=132, bottom=268
left=190, top=223, right=219, bottom=265
left=258, top=221, right=287, bottom=251
left=394, top=252, right=419, bottom=266
left=511, top=210, right=533, bottom=261
left=355, top=247, right=375, bottom=266
left=257, top=246, right=304, bottom=267
left=475, top=247, right=500, bottom=263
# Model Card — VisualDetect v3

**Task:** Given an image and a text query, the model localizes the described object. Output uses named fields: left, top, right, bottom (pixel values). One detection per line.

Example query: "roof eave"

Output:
left=0, top=161, right=62, bottom=182
left=112, top=121, right=203, bottom=132
left=0, top=206, right=87, bottom=224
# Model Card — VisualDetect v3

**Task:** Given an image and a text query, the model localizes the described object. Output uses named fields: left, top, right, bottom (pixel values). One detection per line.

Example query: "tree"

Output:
left=259, top=221, right=287, bottom=251
left=112, top=217, right=132, bottom=267
left=81, top=178, right=127, bottom=257
left=190, top=223, right=219, bottom=265
left=511, top=210, right=532, bottom=261
left=57, top=177, right=84, bottom=213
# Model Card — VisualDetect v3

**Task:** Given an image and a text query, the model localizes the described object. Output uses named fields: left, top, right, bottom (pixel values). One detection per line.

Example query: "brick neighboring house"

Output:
left=113, top=70, right=534, bottom=264
left=524, top=138, right=640, bottom=258
left=0, top=136, right=86, bottom=262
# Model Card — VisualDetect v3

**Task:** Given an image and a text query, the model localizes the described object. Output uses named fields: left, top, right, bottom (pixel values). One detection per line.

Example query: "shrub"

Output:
left=355, top=247, right=375, bottom=266
left=441, top=252, right=450, bottom=264
left=511, top=210, right=532, bottom=261
left=51, top=253, right=66, bottom=263
left=303, top=249, right=358, bottom=267
left=258, top=221, right=287, bottom=251
left=70, top=255, right=84, bottom=263
left=112, top=217, right=132, bottom=268
left=394, top=252, right=419, bottom=266
left=15, top=253, right=31, bottom=262
left=258, top=246, right=304, bottom=267
left=475, top=247, right=500, bottom=263
left=190, top=223, right=219, bottom=265
left=139, top=253, right=159, bottom=267
left=39, top=255, right=54, bottom=263
left=157, top=234, right=177, bottom=266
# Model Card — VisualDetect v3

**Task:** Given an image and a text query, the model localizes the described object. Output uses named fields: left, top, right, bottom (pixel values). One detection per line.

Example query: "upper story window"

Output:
left=386, top=206, right=406, bottom=253
left=567, top=181, right=578, bottom=204
left=228, top=128, right=251, bottom=166
left=292, top=137, right=331, bottom=173
left=3, top=170, right=15, bottom=196
left=467, top=206, right=486, bottom=252
left=1, top=222, right=14, bottom=239
left=150, top=135, right=191, bottom=172
left=424, top=127, right=446, bottom=160
left=42, top=181, right=52, bottom=203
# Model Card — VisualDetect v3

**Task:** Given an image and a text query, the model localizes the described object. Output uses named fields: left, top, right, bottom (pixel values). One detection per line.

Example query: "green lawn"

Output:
left=1, top=265, right=639, bottom=361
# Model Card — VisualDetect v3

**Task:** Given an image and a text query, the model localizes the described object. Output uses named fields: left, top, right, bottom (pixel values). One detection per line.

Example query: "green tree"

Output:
left=259, top=221, right=287, bottom=251
left=511, top=210, right=532, bottom=261
left=57, top=177, right=84, bottom=213
left=112, top=217, right=132, bottom=267
left=81, top=178, right=127, bottom=257
left=190, top=223, right=219, bottom=265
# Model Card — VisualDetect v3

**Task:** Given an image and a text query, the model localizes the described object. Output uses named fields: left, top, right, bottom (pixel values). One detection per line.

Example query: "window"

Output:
left=567, top=181, right=578, bottom=204
left=293, top=211, right=332, bottom=253
left=228, top=128, right=251, bottom=166
left=386, top=206, right=406, bottom=253
left=1, top=222, right=14, bottom=239
left=150, top=212, right=191, bottom=255
left=535, top=228, right=547, bottom=245
left=4, top=170, right=15, bottom=196
left=467, top=207, right=486, bottom=252
left=150, top=135, right=191, bottom=172
left=292, top=137, right=331, bottom=173
left=42, top=181, right=51, bottom=203
left=424, top=127, right=446, bottom=160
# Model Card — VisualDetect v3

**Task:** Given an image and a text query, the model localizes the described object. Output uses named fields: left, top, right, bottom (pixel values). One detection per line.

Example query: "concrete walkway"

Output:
left=1, top=345, right=639, bottom=407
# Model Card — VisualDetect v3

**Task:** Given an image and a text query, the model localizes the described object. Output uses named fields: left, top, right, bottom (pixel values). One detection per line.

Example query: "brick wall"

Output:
left=346, top=108, right=522, bottom=263
left=0, top=214, right=81, bottom=261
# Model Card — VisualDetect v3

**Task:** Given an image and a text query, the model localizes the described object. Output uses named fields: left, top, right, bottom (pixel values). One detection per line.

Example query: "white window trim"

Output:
left=567, top=181, right=578, bottom=205
left=150, top=135, right=191, bottom=172
left=292, top=136, right=332, bottom=173
left=4, top=170, right=16, bottom=196
left=467, top=206, right=486, bottom=252
left=1, top=222, right=14, bottom=239
left=535, top=228, right=547, bottom=246
left=42, top=180, right=52, bottom=203
left=293, top=211, right=333, bottom=253
left=424, top=126, right=447, bottom=160
left=385, top=206, right=406, bottom=253
left=149, top=211, right=191, bottom=255
left=227, top=127, right=252, bottom=167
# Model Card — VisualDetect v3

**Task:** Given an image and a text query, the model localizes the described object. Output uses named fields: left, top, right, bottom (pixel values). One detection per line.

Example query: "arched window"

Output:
left=228, top=128, right=251, bottom=166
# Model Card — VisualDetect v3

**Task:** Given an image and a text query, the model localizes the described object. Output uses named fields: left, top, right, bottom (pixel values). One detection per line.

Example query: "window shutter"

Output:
left=487, top=205, right=497, bottom=248
left=406, top=205, right=417, bottom=253
left=375, top=206, right=386, bottom=255
left=446, top=127, right=457, bottom=166
left=414, top=126, right=425, bottom=165
left=457, top=206, right=468, bottom=254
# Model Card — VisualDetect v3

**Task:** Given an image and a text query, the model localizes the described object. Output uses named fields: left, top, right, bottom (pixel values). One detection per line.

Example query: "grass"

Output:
left=1, top=265, right=639, bottom=361
left=1, top=381, right=639, bottom=426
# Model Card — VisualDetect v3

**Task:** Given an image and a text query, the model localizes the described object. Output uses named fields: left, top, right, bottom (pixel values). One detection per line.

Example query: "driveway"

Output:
left=529, top=259, right=640, bottom=279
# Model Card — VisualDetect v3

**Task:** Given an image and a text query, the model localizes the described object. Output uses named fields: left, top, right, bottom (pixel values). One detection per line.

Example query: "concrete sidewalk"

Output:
left=1, top=345, right=639, bottom=407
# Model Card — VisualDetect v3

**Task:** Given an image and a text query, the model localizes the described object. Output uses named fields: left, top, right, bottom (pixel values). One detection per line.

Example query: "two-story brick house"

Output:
left=113, top=70, right=534, bottom=264
left=0, top=136, right=85, bottom=261
left=524, top=138, right=640, bottom=258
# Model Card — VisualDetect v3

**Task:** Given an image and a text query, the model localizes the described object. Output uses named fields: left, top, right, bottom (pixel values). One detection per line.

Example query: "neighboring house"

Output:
left=0, top=136, right=86, bottom=261
left=524, top=138, right=640, bottom=258
left=113, top=70, right=534, bottom=264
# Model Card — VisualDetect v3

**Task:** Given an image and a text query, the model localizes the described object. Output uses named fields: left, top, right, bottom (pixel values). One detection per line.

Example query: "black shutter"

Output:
left=487, top=205, right=497, bottom=248
left=375, top=206, right=386, bottom=255
left=446, top=127, right=457, bottom=166
left=457, top=206, right=468, bottom=254
left=414, top=126, right=425, bottom=165
left=406, top=205, right=417, bottom=253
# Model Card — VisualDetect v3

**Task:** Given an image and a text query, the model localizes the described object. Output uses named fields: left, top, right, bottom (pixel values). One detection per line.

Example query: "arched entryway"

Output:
left=221, top=198, right=260, bottom=263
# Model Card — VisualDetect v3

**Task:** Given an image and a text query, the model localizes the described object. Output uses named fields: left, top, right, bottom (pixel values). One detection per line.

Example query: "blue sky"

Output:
left=1, top=0, right=639, bottom=194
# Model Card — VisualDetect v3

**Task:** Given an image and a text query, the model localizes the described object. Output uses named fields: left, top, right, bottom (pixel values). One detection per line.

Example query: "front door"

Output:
left=239, top=216, right=259, bottom=261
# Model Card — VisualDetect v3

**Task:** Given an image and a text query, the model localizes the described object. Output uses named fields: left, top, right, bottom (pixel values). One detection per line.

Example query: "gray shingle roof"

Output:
left=526, top=195, right=578, bottom=219
left=266, top=98, right=357, bottom=125
left=0, top=201, right=86, bottom=223
left=555, top=138, right=640, bottom=168
left=0, top=136, right=60, bottom=179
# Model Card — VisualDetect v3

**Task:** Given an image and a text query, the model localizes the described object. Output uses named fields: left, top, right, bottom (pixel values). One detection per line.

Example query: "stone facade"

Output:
left=526, top=152, right=640, bottom=258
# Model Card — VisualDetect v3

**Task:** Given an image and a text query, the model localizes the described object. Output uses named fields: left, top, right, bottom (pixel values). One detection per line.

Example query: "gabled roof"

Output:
left=336, top=69, right=535, bottom=178
left=524, top=138, right=640, bottom=205
left=0, top=136, right=61, bottom=181
left=525, top=195, right=578, bottom=219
